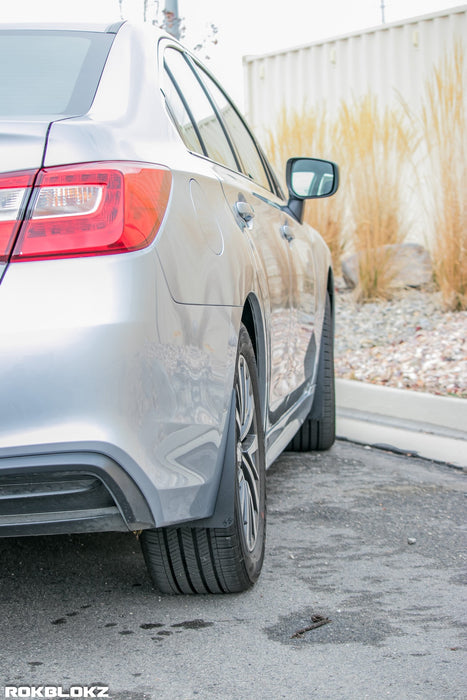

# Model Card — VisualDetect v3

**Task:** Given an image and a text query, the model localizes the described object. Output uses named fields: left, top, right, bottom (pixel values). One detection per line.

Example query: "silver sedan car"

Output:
left=0, top=21, right=338, bottom=594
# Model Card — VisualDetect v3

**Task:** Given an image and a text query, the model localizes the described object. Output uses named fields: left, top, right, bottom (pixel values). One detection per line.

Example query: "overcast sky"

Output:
left=0, top=0, right=462, bottom=105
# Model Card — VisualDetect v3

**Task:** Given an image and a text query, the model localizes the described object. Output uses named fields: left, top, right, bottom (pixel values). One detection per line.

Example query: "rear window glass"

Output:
left=0, top=30, right=114, bottom=117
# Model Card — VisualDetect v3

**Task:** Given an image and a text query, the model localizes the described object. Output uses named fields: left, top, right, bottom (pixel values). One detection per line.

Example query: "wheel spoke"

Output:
left=235, top=405, right=242, bottom=435
left=238, top=470, right=257, bottom=551
left=241, top=461, right=259, bottom=518
left=241, top=435, right=259, bottom=498
left=245, top=484, right=257, bottom=548
left=237, top=355, right=254, bottom=442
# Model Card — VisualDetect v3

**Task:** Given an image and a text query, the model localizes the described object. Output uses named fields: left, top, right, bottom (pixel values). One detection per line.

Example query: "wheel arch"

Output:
left=240, top=294, right=267, bottom=431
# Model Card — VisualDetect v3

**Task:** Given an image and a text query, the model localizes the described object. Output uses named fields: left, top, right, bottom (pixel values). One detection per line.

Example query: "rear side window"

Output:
left=0, top=30, right=114, bottom=117
left=163, top=48, right=238, bottom=171
left=161, top=61, right=204, bottom=155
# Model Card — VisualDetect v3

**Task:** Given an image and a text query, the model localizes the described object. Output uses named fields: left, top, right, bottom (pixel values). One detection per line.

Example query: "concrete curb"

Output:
left=336, top=379, right=467, bottom=468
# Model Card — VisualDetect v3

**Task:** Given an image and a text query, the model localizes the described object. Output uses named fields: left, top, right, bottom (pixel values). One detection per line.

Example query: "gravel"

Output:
left=334, top=282, right=467, bottom=398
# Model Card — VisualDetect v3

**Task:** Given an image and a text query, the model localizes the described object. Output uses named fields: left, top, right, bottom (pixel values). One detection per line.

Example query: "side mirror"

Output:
left=286, top=157, right=339, bottom=200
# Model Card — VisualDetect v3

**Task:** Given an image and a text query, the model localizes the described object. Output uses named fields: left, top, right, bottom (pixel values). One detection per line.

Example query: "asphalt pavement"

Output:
left=0, top=441, right=465, bottom=700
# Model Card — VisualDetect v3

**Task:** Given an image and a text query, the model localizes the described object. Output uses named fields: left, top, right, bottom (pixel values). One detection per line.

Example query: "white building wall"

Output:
left=243, top=5, right=467, bottom=135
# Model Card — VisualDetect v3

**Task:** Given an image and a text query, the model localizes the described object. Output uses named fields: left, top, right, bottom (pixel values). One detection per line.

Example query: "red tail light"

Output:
left=0, top=170, right=36, bottom=262
left=1, top=162, right=172, bottom=262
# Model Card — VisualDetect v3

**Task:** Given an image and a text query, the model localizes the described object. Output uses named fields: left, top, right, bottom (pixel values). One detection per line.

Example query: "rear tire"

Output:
left=141, top=324, right=266, bottom=594
left=288, top=292, right=335, bottom=452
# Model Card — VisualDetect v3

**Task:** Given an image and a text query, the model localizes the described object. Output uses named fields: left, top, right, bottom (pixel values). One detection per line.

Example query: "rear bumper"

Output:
left=0, top=250, right=239, bottom=533
left=0, top=450, right=155, bottom=537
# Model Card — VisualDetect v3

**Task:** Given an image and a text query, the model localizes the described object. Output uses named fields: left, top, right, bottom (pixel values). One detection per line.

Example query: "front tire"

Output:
left=141, top=324, right=266, bottom=594
left=288, top=292, right=335, bottom=452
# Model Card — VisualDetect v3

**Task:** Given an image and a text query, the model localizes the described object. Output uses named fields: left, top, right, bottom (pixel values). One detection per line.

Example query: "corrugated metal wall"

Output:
left=243, top=6, right=466, bottom=134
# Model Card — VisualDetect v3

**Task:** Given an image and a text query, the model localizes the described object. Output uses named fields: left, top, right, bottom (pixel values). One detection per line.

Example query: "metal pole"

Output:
left=380, top=0, right=386, bottom=24
left=164, top=0, right=180, bottom=39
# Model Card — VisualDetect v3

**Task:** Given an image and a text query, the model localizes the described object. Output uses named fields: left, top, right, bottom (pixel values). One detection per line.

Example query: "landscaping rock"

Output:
left=341, top=243, right=433, bottom=289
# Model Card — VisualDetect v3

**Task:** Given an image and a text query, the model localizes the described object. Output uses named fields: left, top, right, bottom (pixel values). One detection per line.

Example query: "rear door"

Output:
left=194, top=66, right=319, bottom=402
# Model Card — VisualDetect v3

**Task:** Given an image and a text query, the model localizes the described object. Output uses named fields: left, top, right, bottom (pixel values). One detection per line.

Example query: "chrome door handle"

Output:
left=235, top=201, right=255, bottom=224
left=281, top=224, right=294, bottom=243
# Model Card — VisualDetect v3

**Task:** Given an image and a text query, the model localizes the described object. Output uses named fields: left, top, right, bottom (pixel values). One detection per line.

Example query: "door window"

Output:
left=194, top=66, right=272, bottom=191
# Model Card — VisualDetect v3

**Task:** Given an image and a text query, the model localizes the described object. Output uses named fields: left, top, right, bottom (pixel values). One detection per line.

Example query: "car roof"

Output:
left=0, top=21, right=125, bottom=34
left=0, top=21, right=175, bottom=44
